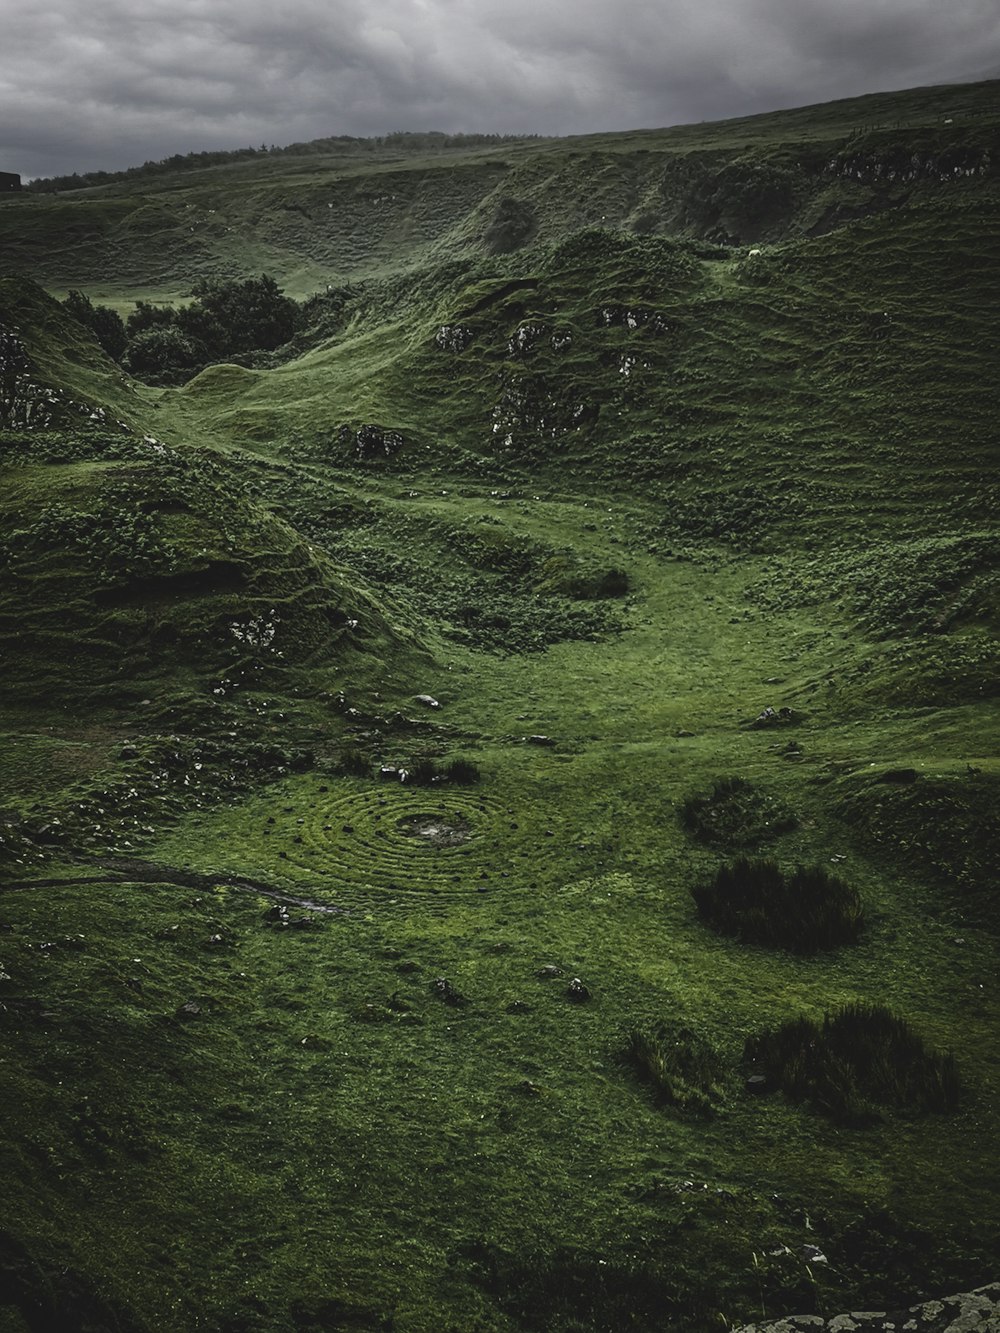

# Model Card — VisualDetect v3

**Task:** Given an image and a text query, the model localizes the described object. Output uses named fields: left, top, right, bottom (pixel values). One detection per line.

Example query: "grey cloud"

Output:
left=2, top=0, right=999, bottom=179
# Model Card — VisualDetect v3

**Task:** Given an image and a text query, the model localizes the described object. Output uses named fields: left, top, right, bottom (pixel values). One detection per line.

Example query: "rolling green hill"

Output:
left=1, top=79, right=998, bottom=1333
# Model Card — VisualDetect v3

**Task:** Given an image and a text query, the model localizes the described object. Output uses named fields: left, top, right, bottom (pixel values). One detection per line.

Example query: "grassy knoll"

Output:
left=1, top=77, right=999, bottom=1333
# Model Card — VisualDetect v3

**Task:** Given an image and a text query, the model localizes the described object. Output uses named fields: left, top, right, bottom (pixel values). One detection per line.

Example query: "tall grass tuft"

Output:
left=745, top=1002, right=960, bottom=1123
left=625, top=1023, right=724, bottom=1116
left=691, top=856, right=863, bottom=952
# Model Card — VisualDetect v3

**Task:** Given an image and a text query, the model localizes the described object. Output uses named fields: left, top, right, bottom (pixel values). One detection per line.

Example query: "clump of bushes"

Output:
left=745, top=1002, right=960, bottom=1124
left=680, top=776, right=796, bottom=848
left=65, top=276, right=301, bottom=384
left=691, top=856, right=863, bottom=952
left=625, top=1023, right=724, bottom=1116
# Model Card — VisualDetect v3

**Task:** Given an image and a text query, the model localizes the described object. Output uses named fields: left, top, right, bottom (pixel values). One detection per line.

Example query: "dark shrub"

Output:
left=122, top=326, right=203, bottom=379
left=680, top=776, right=796, bottom=847
left=625, top=1023, right=724, bottom=1115
left=745, top=1002, right=960, bottom=1123
left=405, top=758, right=438, bottom=787
left=691, top=856, right=863, bottom=952
left=440, top=758, right=481, bottom=785
left=338, top=747, right=370, bottom=777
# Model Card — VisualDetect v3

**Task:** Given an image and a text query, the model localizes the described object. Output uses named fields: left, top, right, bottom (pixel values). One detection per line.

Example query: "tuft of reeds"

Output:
left=745, top=1002, right=960, bottom=1123
left=691, top=856, right=863, bottom=952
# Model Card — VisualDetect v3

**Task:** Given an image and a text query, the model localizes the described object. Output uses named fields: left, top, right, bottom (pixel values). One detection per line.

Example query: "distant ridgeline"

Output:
left=24, top=132, right=545, bottom=195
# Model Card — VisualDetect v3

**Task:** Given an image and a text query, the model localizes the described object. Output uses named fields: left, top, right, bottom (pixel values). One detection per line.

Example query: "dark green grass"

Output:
left=691, top=857, right=864, bottom=952
left=745, top=1002, right=961, bottom=1124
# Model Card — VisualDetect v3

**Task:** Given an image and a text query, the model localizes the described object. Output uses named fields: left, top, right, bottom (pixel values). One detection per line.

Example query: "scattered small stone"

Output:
left=176, top=1001, right=201, bottom=1018
left=415, top=694, right=440, bottom=709
left=432, top=977, right=468, bottom=1007
left=506, top=1000, right=531, bottom=1014
left=535, top=964, right=562, bottom=979
left=290, top=916, right=322, bottom=931
left=800, top=1244, right=828, bottom=1265
left=342, top=824, right=354, bottom=833
left=675, top=728, right=695, bottom=738
left=516, top=1079, right=541, bottom=1097
left=566, top=977, right=591, bottom=1002
left=746, top=1074, right=770, bottom=1095
left=119, top=745, right=140, bottom=760
left=525, top=735, right=556, bottom=747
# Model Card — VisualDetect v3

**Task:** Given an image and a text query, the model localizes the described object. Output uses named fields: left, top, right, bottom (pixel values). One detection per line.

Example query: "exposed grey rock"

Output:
left=414, top=694, right=440, bottom=708
left=736, top=1281, right=1000, bottom=1332
left=431, top=976, right=468, bottom=1008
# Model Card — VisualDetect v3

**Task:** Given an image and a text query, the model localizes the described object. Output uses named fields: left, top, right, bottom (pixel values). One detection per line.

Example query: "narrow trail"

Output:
left=0, top=856, right=352, bottom=915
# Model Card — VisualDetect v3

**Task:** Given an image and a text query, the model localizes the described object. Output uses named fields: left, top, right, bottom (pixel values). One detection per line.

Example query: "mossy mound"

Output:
left=0, top=278, right=140, bottom=431
left=0, top=441, right=418, bottom=702
left=691, top=856, right=864, bottom=952
left=745, top=1002, right=960, bottom=1124
left=680, top=776, right=796, bottom=848
left=836, top=768, right=1000, bottom=919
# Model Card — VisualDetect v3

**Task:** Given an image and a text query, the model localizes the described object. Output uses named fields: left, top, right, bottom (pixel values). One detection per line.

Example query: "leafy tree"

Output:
left=126, top=300, right=178, bottom=338
left=180, top=275, right=298, bottom=356
left=61, top=290, right=127, bottom=361
left=122, top=326, right=202, bottom=379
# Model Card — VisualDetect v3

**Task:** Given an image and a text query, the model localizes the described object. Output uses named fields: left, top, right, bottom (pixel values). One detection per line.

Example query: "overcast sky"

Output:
left=3, top=0, right=999, bottom=179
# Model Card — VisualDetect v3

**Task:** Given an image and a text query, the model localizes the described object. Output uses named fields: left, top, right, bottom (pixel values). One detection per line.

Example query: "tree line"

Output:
left=29, top=133, right=542, bottom=195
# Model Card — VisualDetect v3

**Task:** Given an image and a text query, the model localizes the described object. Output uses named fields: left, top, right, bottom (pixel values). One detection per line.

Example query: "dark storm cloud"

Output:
left=3, top=0, right=999, bottom=178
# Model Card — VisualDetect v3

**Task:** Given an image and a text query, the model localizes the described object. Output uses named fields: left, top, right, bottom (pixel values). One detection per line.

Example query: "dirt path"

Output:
left=1, top=856, right=352, bottom=915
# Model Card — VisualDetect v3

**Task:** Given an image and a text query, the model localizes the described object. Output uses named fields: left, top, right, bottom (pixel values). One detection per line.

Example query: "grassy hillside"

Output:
left=1, top=79, right=998, bottom=1333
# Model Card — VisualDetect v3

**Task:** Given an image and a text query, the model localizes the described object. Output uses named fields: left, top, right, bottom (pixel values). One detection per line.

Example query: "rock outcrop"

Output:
left=738, top=1282, right=1000, bottom=1332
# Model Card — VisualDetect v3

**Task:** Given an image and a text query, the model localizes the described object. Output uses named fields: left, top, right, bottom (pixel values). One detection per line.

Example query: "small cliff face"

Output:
left=739, top=1281, right=1000, bottom=1332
